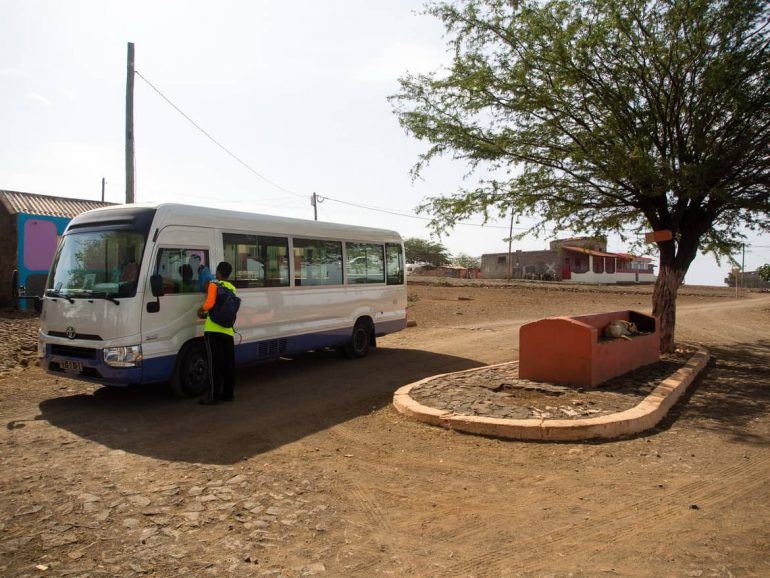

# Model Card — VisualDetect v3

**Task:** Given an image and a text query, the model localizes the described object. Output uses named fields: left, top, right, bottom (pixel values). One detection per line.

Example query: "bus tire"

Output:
left=170, top=340, right=209, bottom=398
left=343, top=319, right=372, bottom=359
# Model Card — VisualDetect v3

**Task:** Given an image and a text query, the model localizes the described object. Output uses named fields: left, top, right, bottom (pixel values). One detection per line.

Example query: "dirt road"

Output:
left=1, top=285, right=768, bottom=576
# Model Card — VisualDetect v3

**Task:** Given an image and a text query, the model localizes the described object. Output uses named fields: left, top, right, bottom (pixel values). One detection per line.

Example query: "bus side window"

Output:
left=346, top=243, right=385, bottom=284
left=156, top=248, right=211, bottom=294
left=223, top=233, right=289, bottom=288
left=293, top=239, right=343, bottom=286
left=386, top=244, right=404, bottom=285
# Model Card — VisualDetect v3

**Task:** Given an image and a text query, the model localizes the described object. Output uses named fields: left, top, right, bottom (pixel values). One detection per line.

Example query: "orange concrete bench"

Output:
left=519, top=311, right=659, bottom=388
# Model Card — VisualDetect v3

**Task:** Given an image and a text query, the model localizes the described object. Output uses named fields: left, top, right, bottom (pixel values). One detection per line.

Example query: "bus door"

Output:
left=141, top=226, right=215, bottom=381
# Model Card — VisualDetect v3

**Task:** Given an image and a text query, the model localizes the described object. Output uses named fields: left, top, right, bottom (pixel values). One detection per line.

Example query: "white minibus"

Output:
left=39, top=203, right=407, bottom=396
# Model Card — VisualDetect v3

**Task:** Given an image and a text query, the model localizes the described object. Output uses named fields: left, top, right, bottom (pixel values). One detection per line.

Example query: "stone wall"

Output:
left=0, top=211, right=18, bottom=307
left=481, top=249, right=560, bottom=280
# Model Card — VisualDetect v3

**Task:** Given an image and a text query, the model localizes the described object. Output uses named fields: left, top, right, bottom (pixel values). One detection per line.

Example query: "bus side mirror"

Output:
left=150, top=274, right=165, bottom=298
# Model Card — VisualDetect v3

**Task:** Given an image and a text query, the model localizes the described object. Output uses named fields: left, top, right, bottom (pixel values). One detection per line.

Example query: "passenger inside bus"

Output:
left=190, top=254, right=214, bottom=292
left=120, top=258, right=139, bottom=283
left=179, top=264, right=196, bottom=293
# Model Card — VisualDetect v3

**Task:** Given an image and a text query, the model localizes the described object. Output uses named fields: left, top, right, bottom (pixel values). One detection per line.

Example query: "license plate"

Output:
left=60, top=360, right=82, bottom=373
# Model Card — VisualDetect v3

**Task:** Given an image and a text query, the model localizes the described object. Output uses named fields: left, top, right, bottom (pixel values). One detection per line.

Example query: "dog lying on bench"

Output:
left=603, top=319, right=639, bottom=340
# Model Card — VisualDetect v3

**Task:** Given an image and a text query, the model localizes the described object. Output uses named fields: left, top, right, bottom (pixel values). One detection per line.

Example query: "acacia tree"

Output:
left=404, top=237, right=452, bottom=265
left=391, top=0, right=770, bottom=351
left=453, top=253, right=481, bottom=268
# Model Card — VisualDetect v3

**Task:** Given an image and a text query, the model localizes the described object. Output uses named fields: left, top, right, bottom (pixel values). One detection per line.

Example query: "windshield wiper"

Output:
left=84, top=291, right=120, bottom=305
left=103, top=294, right=120, bottom=306
left=45, top=289, right=74, bottom=304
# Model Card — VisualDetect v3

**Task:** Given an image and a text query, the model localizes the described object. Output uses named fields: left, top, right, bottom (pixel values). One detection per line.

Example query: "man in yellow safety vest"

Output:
left=197, top=262, right=238, bottom=405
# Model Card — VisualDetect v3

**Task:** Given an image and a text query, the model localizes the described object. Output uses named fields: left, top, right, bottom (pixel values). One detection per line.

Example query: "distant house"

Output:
left=0, top=190, right=113, bottom=308
left=725, top=270, right=770, bottom=289
left=481, top=237, right=656, bottom=284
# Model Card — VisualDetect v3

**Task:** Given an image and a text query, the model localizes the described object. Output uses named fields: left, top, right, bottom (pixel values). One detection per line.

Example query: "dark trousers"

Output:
left=204, top=332, right=235, bottom=401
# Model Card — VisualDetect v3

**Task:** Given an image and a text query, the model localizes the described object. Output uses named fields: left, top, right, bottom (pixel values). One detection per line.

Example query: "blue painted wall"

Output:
left=16, top=213, right=71, bottom=310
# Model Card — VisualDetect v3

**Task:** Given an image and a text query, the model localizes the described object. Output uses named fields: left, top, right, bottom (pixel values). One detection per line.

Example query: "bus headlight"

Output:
left=103, top=345, right=143, bottom=367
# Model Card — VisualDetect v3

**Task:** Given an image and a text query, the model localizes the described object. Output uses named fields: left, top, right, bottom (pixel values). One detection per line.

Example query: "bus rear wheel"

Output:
left=170, top=341, right=209, bottom=398
left=343, top=319, right=372, bottom=359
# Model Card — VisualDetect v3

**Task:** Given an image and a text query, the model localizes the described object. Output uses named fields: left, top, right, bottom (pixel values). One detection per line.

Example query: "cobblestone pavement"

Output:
left=0, top=310, right=39, bottom=378
left=410, top=350, right=692, bottom=420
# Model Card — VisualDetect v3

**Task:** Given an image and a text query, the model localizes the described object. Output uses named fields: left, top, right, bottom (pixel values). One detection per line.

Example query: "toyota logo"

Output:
left=65, top=326, right=76, bottom=340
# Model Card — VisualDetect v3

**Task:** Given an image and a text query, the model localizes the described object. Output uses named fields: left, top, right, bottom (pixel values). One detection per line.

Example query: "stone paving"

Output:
left=0, top=311, right=38, bottom=378
left=1, top=456, right=337, bottom=577
left=409, top=349, right=692, bottom=420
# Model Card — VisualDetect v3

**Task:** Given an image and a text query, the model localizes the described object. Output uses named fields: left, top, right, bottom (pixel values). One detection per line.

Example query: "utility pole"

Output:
left=741, top=243, right=746, bottom=286
left=101, top=177, right=106, bottom=202
left=507, top=209, right=514, bottom=280
left=311, top=192, right=318, bottom=221
left=125, top=42, right=135, bottom=204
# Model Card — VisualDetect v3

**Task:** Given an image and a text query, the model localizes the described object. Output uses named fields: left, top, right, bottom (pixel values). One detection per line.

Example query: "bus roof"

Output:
left=71, top=202, right=403, bottom=243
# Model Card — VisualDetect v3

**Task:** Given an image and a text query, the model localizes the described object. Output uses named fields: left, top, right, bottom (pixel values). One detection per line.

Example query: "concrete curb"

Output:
left=393, top=349, right=710, bottom=441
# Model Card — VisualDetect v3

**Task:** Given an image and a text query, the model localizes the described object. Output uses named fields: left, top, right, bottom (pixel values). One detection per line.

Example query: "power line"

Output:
left=134, top=70, right=306, bottom=199
left=132, top=71, right=551, bottom=229
left=133, top=70, right=557, bottom=230
left=318, top=194, right=540, bottom=231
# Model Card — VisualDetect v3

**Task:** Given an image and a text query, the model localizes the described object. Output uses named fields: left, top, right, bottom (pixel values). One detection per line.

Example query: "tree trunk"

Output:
left=652, top=263, right=686, bottom=353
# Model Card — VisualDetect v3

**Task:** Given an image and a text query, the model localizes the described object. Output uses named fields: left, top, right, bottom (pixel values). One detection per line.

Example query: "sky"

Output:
left=1, top=0, right=767, bottom=285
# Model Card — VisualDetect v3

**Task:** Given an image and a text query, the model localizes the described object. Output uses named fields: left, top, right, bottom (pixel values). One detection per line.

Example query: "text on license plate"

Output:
left=60, top=360, right=82, bottom=372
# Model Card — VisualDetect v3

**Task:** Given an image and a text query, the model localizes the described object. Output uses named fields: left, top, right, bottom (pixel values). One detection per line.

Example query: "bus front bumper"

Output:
left=43, top=344, right=143, bottom=387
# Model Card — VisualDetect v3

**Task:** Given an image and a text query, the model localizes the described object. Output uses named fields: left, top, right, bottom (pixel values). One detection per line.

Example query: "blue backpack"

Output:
left=209, top=282, right=241, bottom=329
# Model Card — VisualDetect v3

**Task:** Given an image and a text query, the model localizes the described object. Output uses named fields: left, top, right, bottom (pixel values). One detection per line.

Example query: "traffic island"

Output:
left=393, top=348, right=710, bottom=441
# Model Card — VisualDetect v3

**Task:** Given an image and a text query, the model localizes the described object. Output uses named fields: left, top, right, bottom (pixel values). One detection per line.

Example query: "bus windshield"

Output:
left=47, top=230, right=146, bottom=298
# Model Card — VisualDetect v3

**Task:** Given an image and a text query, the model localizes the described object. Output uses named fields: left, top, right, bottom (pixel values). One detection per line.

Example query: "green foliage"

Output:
left=391, top=0, right=770, bottom=273
left=452, top=253, right=481, bottom=269
left=758, top=264, right=770, bottom=282
left=404, top=237, right=452, bottom=266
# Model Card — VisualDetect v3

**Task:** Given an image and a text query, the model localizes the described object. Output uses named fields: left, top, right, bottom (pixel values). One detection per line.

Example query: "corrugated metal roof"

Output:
left=0, top=189, right=114, bottom=218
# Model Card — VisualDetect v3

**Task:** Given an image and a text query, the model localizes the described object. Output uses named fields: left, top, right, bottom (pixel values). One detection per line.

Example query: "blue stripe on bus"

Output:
left=374, top=318, right=407, bottom=336
left=46, top=318, right=406, bottom=386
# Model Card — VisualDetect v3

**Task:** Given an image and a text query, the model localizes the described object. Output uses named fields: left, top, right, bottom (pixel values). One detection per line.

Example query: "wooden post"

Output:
left=101, top=177, right=106, bottom=202
left=125, top=42, right=135, bottom=204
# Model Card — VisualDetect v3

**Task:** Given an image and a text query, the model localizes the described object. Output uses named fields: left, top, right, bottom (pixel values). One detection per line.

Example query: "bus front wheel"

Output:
left=343, top=319, right=372, bottom=359
left=170, top=341, right=210, bottom=398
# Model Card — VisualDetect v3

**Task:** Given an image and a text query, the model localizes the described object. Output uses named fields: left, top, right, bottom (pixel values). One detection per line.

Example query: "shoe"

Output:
left=199, top=398, right=221, bottom=405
